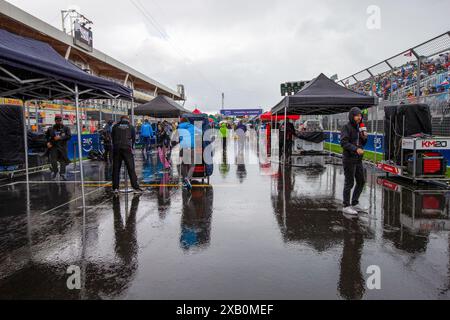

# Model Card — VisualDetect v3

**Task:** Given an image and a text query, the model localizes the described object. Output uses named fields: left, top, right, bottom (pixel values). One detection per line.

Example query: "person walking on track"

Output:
left=340, top=107, right=368, bottom=216
left=111, top=115, right=143, bottom=195
left=140, top=119, right=154, bottom=155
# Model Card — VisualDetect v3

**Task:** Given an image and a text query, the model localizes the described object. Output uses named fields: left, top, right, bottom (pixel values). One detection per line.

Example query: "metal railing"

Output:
left=339, top=31, right=450, bottom=100
left=318, top=32, right=450, bottom=144
left=322, top=92, right=450, bottom=137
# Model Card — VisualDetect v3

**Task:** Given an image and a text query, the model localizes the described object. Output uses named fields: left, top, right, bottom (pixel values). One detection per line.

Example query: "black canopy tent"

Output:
left=272, top=73, right=377, bottom=115
left=0, top=28, right=133, bottom=207
left=270, top=73, right=378, bottom=163
left=133, top=95, right=191, bottom=118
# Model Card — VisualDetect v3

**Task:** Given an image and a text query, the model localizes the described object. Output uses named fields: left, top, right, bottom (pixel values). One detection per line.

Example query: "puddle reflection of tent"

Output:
left=271, top=164, right=348, bottom=252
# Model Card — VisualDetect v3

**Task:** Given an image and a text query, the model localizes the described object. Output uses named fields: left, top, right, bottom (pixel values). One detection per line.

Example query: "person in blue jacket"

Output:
left=178, top=118, right=201, bottom=190
left=140, top=119, right=154, bottom=154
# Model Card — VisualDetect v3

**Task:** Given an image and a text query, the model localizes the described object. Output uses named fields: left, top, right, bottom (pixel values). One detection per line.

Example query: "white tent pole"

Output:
left=270, top=113, right=273, bottom=144
left=271, top=111, right=274, bottom=159
left=329, top=115, right=332, bottom=156
left=115, top=98, right=118, bottom=122
left=112, top=99, right=116, bottom=122
left=178, top=116, right=182, bottom=183
left=60, top=103, right=64, bottom=125
left=131, top=97, right=135, bottom=126
left=22, top=100, right=30, bottom=187
left=99, top=102, right=102, bottom=127
left=374, top=104, right=379, bottom=163
left=26, top=101, right=30, bottom=129
left=19, top=98, right=33, bottom=258
left=283, top=100, right=287, bottom=166
left=282, top=155, right=287, bottom=231
left=20, top=98, right=32, bottom=245
left=35, top=102, right=39, bottom=132
left=83, top=103, right=87, bottom=130
left=74, top=85, right=86, bottom=208
left=271, top=111, right=281, bottom=162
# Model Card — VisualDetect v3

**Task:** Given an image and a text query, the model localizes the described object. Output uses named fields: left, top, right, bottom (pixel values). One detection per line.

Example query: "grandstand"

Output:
left=323, top=32, right=450, bottom=137
left=347, top=53, right=449, bottom=101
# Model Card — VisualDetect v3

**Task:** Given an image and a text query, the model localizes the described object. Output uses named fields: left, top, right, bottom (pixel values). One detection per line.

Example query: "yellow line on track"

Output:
left=83, top=183, right=213, bottom=188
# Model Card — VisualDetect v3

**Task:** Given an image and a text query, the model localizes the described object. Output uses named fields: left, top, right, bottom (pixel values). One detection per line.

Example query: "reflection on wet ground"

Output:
left=0, top=136, right=450, bottom=299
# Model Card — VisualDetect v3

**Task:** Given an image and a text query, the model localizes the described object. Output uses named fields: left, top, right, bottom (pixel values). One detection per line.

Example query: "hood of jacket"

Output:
left=348, top=107, right=363, bottom=127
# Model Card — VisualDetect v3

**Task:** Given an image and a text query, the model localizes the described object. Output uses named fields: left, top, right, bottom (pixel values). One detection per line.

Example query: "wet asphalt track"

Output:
left=0, top=134, right=450, bottom=300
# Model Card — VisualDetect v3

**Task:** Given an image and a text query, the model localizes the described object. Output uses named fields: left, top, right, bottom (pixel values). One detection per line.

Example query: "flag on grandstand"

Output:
left=404, top=50, right=413, bottom=57
left=330, top=74, right=338, bottom=81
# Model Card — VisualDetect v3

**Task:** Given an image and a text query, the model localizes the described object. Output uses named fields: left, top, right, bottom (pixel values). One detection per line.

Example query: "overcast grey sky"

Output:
left=6, top=0, right=450, bottom=113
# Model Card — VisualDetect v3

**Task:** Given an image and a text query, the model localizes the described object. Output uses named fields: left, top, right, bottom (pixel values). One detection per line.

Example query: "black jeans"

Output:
left=279, top=139, right=293, bottom=160
left=112, top=148, right=140, bottom=190
left=343, top=159, right=365, bottom=207
left=103, top=144, right=112, bottom=163
left=49, top=147, right=69, bottom=175
left=141, top=137, right=151, bottom=153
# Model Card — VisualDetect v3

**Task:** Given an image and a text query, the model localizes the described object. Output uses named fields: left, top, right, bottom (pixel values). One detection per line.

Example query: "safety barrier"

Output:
left=67, top=133, right=101, bottom=160
left=325, top=131, right=450, bottom=167
left=326, top=131, right=384, bottom=153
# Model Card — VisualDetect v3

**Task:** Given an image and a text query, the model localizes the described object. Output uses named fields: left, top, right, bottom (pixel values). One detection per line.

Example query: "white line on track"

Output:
left=0, top=181, right=112, bottom=188
left=40, top=188, right=105, bottom=216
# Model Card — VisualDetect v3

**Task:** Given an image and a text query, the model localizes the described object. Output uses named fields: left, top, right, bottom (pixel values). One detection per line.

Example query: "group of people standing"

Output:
left=104, top=117, right=196, bottom=191
left=45, top=107, right=369, bottom=216
left=45, top=114, right=143, bottom=193
left=139, top=119, right=175, bottom=171
left=101, top=117, right=178, bottom=194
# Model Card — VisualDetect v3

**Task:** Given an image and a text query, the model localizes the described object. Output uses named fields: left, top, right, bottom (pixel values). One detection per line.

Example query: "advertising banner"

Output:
left=326, top=131, right=384, bottom=153
left=67, top=134, right=101, bottom=160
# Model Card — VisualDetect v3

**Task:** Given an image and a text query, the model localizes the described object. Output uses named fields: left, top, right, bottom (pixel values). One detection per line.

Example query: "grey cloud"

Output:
left=6, top=0, right=450, bottom=113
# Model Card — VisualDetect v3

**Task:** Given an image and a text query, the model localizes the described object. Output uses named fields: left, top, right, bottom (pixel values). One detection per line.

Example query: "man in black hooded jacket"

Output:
left=340, top=107, right=368, bottom=215
left=46, top=115, right=71, bottom=180
left=111, top=115, right=143, bottom=194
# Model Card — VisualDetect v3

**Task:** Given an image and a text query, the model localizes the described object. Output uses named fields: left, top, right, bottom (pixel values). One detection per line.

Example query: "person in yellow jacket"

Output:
left=219, top=122, right=228, bottom=153
left=82, top=125, right=90, bottom=134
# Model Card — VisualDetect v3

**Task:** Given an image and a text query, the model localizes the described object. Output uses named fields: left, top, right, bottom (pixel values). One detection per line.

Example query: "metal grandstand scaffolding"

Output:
left=322, top=31, right=450, bottom=143
left=339, top=31, right=450, bottom=100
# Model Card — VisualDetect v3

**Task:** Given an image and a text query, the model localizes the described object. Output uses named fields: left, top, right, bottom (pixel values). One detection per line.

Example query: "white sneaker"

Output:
left=352, top=205, right=369, bottom=212
left=343, top=206, right=358, bottom=215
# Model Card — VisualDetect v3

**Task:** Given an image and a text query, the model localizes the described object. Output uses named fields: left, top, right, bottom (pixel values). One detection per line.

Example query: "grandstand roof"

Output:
left=0, top=0, right=181, bottom=101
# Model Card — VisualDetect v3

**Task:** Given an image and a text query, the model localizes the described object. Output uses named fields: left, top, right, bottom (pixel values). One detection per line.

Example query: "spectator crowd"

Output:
left=348, top=51, right=450, bottom=100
